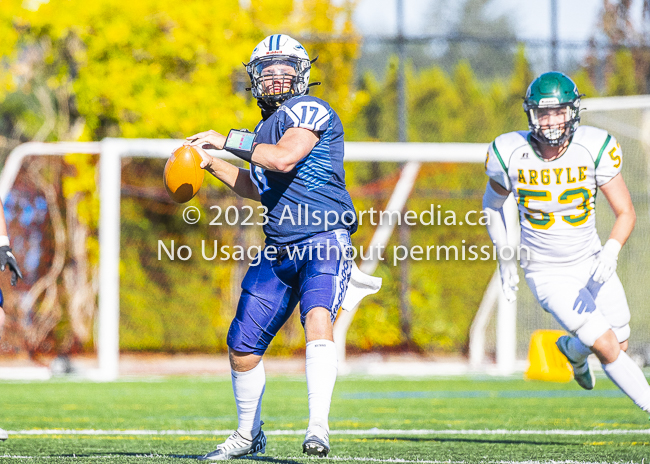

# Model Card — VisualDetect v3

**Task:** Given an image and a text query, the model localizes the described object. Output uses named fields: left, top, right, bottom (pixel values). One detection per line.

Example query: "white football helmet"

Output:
left=245, top=34, right=312, bottom=107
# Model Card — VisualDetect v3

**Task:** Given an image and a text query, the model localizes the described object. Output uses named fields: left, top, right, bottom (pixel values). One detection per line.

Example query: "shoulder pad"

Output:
left=571, top=126, right=610, bottom=162
left=282, top=95, right=330, bottom=110
left=492, top=131, right=529, bottom=170
left=485, top=131, right=526, bottom=191
left=278, top=95, right=331, bottom=132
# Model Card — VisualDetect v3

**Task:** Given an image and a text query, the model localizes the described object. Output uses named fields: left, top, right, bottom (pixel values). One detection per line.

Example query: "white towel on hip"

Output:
left=341, top=261, right=382, bottom=311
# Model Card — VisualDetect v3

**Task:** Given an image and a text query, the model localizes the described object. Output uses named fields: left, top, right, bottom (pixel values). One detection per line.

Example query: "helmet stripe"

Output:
left=275, top=34, right=281, bottom=51
left=269, top=34, right=275, bottom=51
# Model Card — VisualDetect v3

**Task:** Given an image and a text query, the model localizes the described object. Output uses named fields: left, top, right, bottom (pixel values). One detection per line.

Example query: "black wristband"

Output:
left=224, top=129, right=257, bottom=163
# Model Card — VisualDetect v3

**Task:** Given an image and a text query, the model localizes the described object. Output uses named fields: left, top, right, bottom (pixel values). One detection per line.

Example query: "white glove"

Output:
left=498, top=259, right=519, bottom=303
left=590, top=239, right=622, bottom=284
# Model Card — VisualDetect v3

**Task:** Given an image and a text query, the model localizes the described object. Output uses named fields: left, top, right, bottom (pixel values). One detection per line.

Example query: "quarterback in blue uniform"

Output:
left=185, top=34, right=357, bottom=460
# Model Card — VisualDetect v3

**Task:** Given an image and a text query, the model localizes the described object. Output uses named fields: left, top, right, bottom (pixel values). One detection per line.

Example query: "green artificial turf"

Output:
left=0, top=375, right=648, bottom=463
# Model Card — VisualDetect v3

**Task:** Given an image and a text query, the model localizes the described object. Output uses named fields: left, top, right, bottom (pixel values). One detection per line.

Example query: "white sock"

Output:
left=306, top=340, right=338, bottom=431
left=602, top=351, right=650, bottom=413
left=232, top=361, right=265, bottom=440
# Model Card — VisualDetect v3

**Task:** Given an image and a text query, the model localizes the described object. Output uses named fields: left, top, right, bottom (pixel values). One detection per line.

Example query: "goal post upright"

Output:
left=97, top=138, right=123, bottom=382
left=96, top=138, right=240, bottom=381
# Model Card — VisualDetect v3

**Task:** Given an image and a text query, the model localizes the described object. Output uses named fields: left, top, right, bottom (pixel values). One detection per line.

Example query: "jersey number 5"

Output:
left=608, top=143, right=621, bottom=168
left=517, top=187, right=592, bottom=230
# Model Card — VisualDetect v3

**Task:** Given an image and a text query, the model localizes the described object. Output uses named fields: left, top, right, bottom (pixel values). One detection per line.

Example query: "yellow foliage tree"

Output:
left=0, top=0, right=362, bottom=354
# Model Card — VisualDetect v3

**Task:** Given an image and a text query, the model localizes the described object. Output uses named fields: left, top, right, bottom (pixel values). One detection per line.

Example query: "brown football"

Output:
left=163, top=146, right=205, bottom=203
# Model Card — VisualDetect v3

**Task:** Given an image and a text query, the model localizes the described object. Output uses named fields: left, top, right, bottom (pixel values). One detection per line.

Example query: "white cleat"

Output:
left=302, top=424, right=330, bottom=457
left=0, top=428, right=7, bottom=441
left=198, top=429, right=266, bottom=461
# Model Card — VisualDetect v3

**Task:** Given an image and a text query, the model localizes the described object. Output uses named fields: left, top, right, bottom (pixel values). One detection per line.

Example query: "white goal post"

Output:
left=1, top=95, right=648, bottom=380
left=0, top=139, right=487, bottom=380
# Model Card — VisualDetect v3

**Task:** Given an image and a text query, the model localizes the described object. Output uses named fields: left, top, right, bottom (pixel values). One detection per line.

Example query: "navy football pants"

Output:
left=227, top=229, right=352, bottom=355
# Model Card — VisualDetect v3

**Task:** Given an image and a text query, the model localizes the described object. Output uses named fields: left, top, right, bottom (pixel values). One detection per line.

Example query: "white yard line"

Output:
left=6, top=428, right=650, bottom=436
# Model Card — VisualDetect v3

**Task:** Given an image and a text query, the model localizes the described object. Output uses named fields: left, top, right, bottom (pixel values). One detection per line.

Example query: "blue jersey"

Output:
left=249, top=95, right=358, bottom=245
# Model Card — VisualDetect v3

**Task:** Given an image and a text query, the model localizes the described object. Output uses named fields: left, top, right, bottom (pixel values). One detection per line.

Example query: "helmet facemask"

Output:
left=525, top=100, right=581, bottom=147
left=246, top=55, right=311, bottom=107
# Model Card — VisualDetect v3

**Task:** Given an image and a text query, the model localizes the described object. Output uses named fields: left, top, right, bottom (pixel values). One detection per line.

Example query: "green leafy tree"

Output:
left=606, top=49, right=639, bottom=96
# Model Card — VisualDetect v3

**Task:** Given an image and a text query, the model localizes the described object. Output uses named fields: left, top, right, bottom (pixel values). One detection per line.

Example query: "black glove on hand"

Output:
left=0, top=245, right=22, bottom=286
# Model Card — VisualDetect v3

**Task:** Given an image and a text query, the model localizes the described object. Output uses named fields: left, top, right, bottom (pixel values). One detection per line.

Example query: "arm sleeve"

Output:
left=595, top=134, right=622, bottom=186
left=485, top=141, right=511, bottom=191
left=278, top=98, right=330, bottom=133
left=482, top=182, right=510, bottom=255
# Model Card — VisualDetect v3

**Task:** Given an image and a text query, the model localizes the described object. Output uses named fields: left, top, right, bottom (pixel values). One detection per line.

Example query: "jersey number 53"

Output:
left=517, top=187, right=592, bottom=229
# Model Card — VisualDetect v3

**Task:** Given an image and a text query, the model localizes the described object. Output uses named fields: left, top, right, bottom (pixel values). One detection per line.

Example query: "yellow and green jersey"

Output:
left=486, top=126, right=622, bottom=264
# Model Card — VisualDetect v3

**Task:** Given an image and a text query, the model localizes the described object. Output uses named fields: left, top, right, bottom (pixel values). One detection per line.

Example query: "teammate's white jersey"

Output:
left=485, top=126, right=622, bottom=264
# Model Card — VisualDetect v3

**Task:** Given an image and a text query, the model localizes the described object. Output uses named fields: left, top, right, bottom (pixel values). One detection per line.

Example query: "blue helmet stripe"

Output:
left=269, top=35, right=275, bottom=51
left=276, top=34, right=281, bottom=51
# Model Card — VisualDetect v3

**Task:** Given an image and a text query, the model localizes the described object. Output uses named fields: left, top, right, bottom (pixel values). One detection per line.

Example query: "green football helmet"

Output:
left=523, top=72, right=583, bottom=146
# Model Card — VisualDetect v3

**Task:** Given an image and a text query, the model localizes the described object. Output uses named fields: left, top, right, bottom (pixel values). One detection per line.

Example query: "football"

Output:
left=163, top=145, right=205, bottom=203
